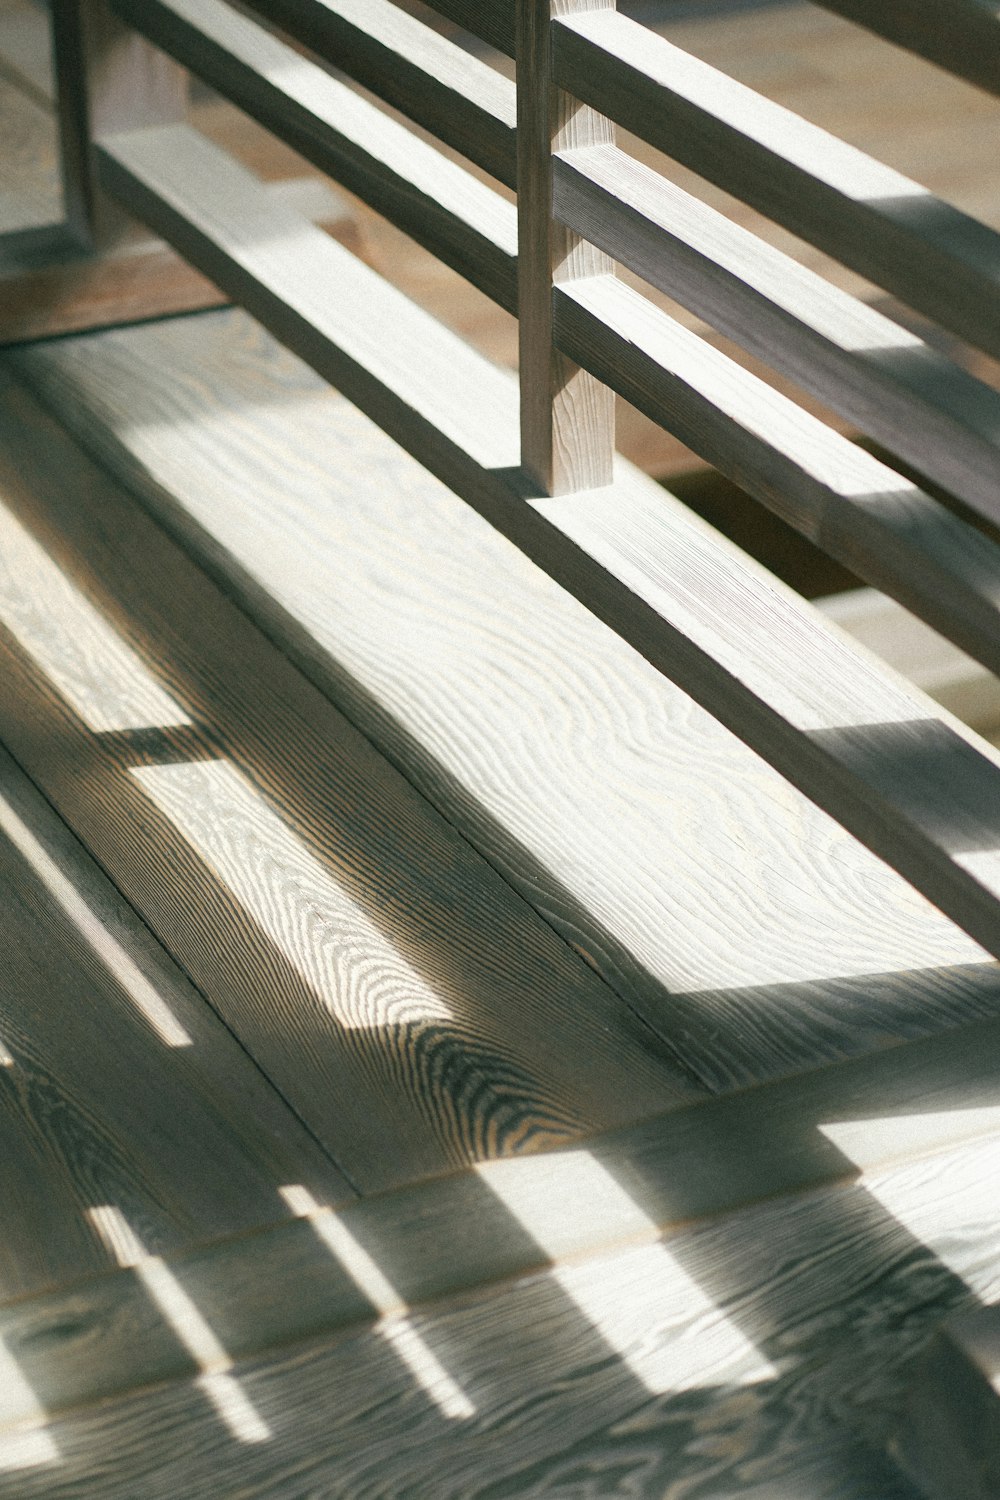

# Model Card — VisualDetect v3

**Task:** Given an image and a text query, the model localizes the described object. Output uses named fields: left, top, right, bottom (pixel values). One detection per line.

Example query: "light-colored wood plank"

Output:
left=517, top=0, right=615, bottom=494
left=0, top=372, right=703, bottom=1189
left=554, top=143, right=1000, bottom=528
left=15, top=308, right=1000, bottom=1095
left=554, top=274, right=1000, bottom=674
left=233, top=0, right=517, bottom=186
left=5, top=1111, right=998, bottom=1495
left=553, top=8, right=1000, bottom=358
left=7, top=985, right=1000, bottom=1438
left=0, top=738, right=350, bottom=1304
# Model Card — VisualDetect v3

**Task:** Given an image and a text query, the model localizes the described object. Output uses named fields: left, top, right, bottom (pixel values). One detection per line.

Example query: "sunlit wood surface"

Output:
left=1, top=1, right=999, bottom=1493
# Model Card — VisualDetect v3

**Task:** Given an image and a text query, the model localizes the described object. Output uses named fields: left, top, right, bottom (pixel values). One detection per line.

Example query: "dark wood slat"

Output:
left=554, top=143, right=1000, bottom=530
left=18, top=311, right=998, bottom=1097
left=554, top=273, right=1000, bottom=677
left=230, top=0, right=517, bottom=187
left=418, top=0, right=515, bottom=55
left=114, top=0, right=517, bottom=311
left=552, top=9, right=1000, bottom=360
left=90, top=125, right=1000, bottom=987
left=517, top=0, right=614, bottom=494
left=815, top=0, right=1000, bottom=98
left=0, top=738, right=350, bottom=1305
left=0, top=373, right=703, bottom=1192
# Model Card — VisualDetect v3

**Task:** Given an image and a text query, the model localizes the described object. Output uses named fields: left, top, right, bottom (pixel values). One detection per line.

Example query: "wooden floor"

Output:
left=1, top=3, right=1000, bottom=1495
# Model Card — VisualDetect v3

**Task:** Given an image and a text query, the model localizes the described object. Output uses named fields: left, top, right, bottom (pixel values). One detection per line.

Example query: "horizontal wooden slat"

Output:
left=815, top=0, right=1000, bottom=97
left=230, top=0, right=517, bottom=187
left=554, top=273, right=1000, bottom=677
left=115, top=0, right=517, bottom=310
left=96, top=121, right=1000, bottom=968
left=552, top=9, right=1000, bottom=360
left=555, top=144, right=1000, bottom=530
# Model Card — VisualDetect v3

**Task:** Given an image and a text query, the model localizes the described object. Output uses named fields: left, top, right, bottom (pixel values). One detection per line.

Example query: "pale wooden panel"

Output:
left=554, top=274, right=1000, bottom=675
left=552, top=9, right=1000, bottom=358
left=233, top=0, right=517, bottom=185
left=116, top=0, right=518, bottom=310
left=0, top=66, right=61, bottom=233
left=6, top=1122, right=999, bottom=1495
left=0, top=374, right=702, bottom=1190
left=15, top=309, right=1000, bottom=1094
left=554, top=143, right=1000, bottom=528
left=0, top=739, right=350, bottom=1303
left=814, top=0, right=1000, bottom=98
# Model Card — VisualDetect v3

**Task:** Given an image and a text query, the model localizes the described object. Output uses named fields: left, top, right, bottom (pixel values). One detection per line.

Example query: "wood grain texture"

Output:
left=16, top=309, right=1000, bottom=1097
left=7, top=988, right=1000, bottom=1435
left=115, top=0, right=518, bottom=311
left=6, top=1117, right=1000, bottom=1495
left=517, top=0, right=615, bottom=495
left=0, top=738, right=350, bottom=1304
left=552, top=8, right=1000, bottom=359
left=0, top=372, right=702, bottom=1190
left=0, top=63, right=61, bottom=234
left=233, top=0, right=517, bottom=186
left=554, top=143, right=1000, bottom=529
left=813, top=0, right=1000, bottom=98
left=553, top=274, right=1000, bottom=677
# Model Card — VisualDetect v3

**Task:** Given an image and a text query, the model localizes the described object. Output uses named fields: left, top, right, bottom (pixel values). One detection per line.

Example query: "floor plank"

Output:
left=6, top=1117, right=999, bottom=1495
left=11, top=310, right=1000, bottom=1097
left=0, top=738, right=350, bottom=1302
left=0, top=369, right=701, bottom=1193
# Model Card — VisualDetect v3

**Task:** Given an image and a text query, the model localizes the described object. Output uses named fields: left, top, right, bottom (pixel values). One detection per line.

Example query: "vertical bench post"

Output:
left=49, top=0, right=187, bottom=249
left=517, top=0, right=616, bottom=496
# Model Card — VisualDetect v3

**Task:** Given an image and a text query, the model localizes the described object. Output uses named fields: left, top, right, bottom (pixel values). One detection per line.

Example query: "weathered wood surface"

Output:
left=0, top=737, right=350, bottom=1305
left=234, top=0, right=517, bottom=186
left=6, top=989, right=1000, bottom=1440
left=552, top=8, right=1000, bottom=359
left=517, top=0, right=614, bottom=495
left=0, top=372, right=702, bottom=1191
left=554, top=273, right=1000, bottom=671
left=14, top=309, right=1000, bottom=1096
left=73, top=129, right=1000, bottom=977
left=554, top=143, right=1000, bottom=528
left=0, top=58, right=61, bottom=234
left=6, top=1107, right=1000, bottom=1495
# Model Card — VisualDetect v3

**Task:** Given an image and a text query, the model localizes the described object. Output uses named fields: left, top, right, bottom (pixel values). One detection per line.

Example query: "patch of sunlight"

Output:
left=818, top=1125, right=1000, bottom=1297
left=820, top=1105, right=1000, bottom=1175
left=478, top=1152, right=777, bottom=1393
left=0, top=498, right=190, bottom=732
left=131, top=760, right=455, bottom=1029
left=0, top=1336, right=59, bottom=1470
left=0, top=791, right=192, bottom=1046
left=0, top=1042, right=12, bottom=1067
left=87, top=1206, right=270, bottom=1444
left=280, top=1186, right=475, bottom=1420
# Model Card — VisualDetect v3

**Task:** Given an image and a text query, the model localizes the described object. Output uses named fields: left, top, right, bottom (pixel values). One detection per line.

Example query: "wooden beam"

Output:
left=554, top=144, right=1000, bottom=531
left=517, top=0, right=614, bottom=495
left=114, top=0, right=518, bottom=310
left=552, top=9, right=1000, bottom=361
left=231, top=0, right=517, bottom=186
left=554, top=273, right=1000, bottom=678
